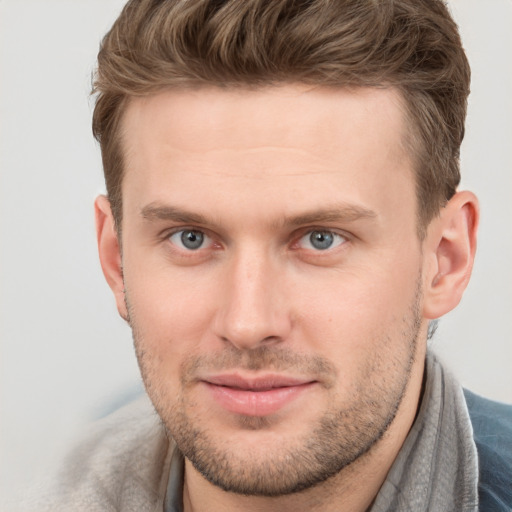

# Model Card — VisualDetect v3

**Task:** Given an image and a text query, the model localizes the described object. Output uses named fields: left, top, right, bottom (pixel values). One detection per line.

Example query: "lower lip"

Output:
left=204, top=382, right=315, bottom=416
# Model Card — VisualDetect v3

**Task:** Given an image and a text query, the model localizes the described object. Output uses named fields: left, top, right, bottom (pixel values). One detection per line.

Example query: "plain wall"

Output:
left=1, top=0, right=511, bottom=501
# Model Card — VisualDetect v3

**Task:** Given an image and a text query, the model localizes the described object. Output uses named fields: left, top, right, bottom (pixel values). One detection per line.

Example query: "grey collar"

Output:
left=369, top=352, right=479, bottom=511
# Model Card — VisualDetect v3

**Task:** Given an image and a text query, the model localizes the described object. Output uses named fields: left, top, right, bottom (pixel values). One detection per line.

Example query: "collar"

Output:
left=369, top=352, right=479, bottom=511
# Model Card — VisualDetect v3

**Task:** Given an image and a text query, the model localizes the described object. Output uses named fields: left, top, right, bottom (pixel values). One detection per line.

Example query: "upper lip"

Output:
left=203, top=374, right=315, bottom=391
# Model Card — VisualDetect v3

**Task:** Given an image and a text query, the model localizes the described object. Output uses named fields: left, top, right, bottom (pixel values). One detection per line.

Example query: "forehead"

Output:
left=122, top=84, right=408, bottom=156
left=120, top=85, right=416, bottom=229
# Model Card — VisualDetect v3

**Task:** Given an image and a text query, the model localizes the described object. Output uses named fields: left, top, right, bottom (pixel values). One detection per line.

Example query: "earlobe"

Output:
left=422, top=191, right=479, bottom=320
left=95, top=195, right=129, bottom=322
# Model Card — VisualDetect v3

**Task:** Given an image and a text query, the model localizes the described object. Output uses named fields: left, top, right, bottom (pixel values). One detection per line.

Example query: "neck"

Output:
left=182, top=346, right=426, bottom=512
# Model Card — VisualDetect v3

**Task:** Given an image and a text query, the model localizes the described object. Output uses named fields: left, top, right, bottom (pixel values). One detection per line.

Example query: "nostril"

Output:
left=261, top=335, right=281, bottom=344
left=219, top=334, right=282, bottom=347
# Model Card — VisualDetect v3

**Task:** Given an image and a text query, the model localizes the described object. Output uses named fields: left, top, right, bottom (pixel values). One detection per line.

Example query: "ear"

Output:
left=95, top=195, right=129, bottom=322
left=422, top=191, right=479, bottom=320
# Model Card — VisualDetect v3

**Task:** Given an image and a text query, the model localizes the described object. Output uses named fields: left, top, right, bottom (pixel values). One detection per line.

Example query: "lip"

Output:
left=202, top=373, right=316, bottom=416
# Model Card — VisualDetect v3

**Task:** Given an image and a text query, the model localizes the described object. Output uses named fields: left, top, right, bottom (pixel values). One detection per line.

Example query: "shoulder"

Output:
left=21, top=396, right=172, bottom=512
left=464, top=389, right=512, bottom=511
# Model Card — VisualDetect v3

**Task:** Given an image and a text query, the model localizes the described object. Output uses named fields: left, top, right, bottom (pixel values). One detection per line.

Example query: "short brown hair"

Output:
left=92, top=0, right=470, bottom=234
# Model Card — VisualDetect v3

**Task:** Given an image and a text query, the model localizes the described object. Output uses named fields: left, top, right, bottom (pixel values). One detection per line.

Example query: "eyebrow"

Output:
left=141, top=204, right=209, bottom=225
left=140, top=202, right=377, bottom=227
left=284, top=205, right=377, bottom=227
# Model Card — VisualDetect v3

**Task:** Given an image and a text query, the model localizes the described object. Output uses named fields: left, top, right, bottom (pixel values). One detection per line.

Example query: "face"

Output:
left=117, top=85, right=428, bottom=495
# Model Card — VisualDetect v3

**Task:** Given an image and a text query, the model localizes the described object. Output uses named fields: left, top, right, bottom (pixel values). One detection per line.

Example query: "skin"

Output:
left=96, top=85, right=478, bottom=512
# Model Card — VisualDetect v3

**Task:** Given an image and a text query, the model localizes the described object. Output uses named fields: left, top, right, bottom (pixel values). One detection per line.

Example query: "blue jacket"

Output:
left=464, top=390, right=512, bottom=511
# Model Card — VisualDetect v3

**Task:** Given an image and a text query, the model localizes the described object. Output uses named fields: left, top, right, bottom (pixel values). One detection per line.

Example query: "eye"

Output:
left=169, top=229, right=211, bottom=250
left=298, top=230, right=346, bottom=251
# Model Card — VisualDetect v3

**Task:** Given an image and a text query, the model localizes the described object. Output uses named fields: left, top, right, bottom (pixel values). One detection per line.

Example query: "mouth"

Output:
left=201, top=374, right=317, bottom=416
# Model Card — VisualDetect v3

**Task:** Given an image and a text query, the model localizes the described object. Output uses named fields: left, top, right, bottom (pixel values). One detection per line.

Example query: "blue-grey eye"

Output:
left=182, top=230, right=204, bottom=249
left=170, top=229, right=207, bottom=250
left=298, top=230, right=346, bottom=251
left=310, top=231, right=334, bottom=250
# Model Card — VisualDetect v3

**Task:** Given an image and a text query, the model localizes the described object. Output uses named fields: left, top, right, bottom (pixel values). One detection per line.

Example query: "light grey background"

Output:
left=1, top=0, right=511, bottom=501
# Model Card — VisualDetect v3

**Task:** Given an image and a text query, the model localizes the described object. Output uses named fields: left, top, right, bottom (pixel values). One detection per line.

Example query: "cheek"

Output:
left=124, top=261, right=220, bottom=369
left=293, top=262, right=421, bottom=362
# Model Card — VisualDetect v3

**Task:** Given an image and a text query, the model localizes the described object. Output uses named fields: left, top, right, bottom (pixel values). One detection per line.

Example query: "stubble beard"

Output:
left=128, top=289, right=422, bottom=497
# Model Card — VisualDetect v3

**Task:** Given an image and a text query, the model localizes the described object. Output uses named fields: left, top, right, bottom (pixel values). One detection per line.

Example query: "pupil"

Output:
left=181, top=230, right=204, bottom=249
left=310, top=231, right=333, bottom=250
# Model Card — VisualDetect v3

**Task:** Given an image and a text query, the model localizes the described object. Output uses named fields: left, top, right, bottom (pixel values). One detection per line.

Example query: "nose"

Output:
left=213, top=247, right=292, bottom=350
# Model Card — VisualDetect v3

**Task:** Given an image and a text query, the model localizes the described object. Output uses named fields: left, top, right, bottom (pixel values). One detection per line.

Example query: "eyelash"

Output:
left=162, top=227, right=218, bottom=255
left=163, top=226, right=350, bottom=254
left=294, top=230, right=348, bottom=252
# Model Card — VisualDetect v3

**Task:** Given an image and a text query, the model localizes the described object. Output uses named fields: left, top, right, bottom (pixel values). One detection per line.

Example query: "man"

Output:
left=36, top=0, right=511, bottom=510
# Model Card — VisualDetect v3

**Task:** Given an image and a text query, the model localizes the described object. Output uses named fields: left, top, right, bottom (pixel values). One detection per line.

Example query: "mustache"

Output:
left=180, top=345, right=338, bottom=388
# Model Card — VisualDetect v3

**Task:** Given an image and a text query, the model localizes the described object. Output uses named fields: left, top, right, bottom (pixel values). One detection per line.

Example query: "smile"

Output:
left=202, top=374, right=317, bottom=416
